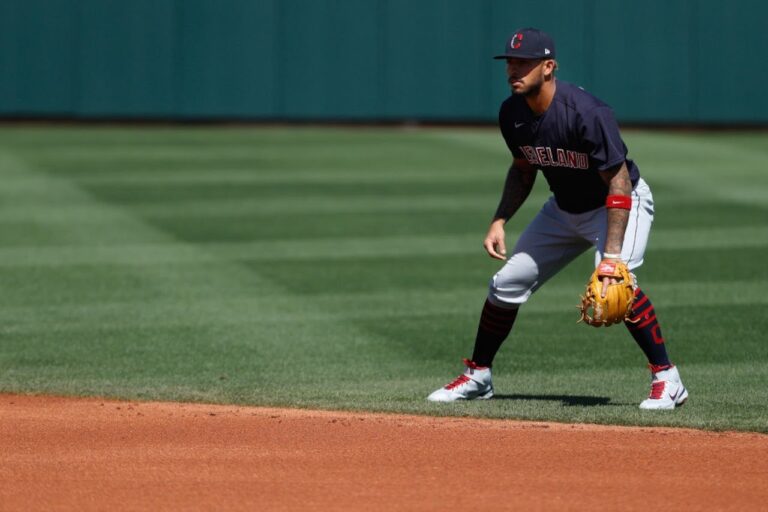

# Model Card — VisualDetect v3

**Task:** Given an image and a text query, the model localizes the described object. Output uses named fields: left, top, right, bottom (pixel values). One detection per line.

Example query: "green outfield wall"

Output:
left=1, top=0, right=765, bottom=123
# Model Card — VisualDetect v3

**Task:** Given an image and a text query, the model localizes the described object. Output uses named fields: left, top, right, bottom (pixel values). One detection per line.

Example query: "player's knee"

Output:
left=487, top=253, right=539, bottom=306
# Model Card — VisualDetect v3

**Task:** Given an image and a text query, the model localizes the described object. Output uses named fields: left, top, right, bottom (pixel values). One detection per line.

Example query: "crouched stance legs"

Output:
left=427, top=202, right=588, bottom=402
left=429, top=187, right=687, bottom=408
left=470, top=201, right=593, bottom=368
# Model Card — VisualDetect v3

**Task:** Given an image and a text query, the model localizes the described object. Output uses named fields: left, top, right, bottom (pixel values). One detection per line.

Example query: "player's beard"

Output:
left=511, top=76, right=544, bottom=97
left=520, top=80, right=543, bottom=97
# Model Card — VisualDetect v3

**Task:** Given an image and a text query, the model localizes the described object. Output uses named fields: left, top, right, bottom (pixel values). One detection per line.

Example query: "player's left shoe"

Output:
left=639, top=364, right=688, bottom=410
left=427, top=359, right=493, bottom=402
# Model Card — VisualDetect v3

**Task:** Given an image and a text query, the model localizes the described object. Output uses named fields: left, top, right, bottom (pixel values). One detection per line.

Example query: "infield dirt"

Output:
left=2, top=394, right=766, bottom=511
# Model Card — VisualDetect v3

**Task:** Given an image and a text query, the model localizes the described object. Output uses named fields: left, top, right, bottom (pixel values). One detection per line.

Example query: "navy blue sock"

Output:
left=625, top=288, right=671, bottom=366
left=471, top=299, right=519, bottom=367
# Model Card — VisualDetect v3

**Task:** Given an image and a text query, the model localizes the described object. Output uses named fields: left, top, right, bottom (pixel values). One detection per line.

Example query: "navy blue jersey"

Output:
left=499, top=80, right=640, bottom=213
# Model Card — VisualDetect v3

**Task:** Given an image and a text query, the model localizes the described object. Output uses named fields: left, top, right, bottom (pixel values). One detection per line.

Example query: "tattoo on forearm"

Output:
left=603, top=165, right=632, bottom=255
left=604, top=208, right=630, bottom=255
left=494, top=165, right=536, bottom=221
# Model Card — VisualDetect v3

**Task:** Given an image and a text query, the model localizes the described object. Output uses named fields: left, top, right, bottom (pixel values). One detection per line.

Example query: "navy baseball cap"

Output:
left=493, top=28, right=556, bottom=60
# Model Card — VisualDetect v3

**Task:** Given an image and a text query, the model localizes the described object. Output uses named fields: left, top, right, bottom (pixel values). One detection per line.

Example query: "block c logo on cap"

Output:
left=511, top=33, right=523, bottom=49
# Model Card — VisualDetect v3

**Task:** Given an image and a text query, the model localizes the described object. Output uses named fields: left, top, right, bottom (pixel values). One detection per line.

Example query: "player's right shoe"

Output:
left=639, top=364, right=688, bottom=410
left=427, top=359, right=493, bottom=402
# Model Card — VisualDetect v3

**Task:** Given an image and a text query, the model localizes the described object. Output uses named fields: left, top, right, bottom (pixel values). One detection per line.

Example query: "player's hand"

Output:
left=483, top=220, right=507, bottom=260
left=599, top=257, right=622, bottom=298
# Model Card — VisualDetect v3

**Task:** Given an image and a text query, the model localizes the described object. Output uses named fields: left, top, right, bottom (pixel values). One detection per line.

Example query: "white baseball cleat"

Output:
left=427, top=359, right=493, bottom=402
left=639, top=365, right=688, bottom=410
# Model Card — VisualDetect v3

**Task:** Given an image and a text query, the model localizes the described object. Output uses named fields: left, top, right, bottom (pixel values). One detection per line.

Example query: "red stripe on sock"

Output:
left=636, top=314, right=657, bottom=330
left=480, top=320, right=512, bottom=335
left=480, top=317, right=511, bottom=330
left=629, top=305, right=654, bottom=324
left=482, top=311, right=517, bottom=325
left=631, top=295, right=649, bottom=312
left=483, top=303, right=518, bottom=319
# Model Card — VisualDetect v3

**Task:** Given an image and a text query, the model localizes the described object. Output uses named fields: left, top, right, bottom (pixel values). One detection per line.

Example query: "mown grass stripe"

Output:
left=0, top=194, right=504, bottom=222
left=0, top=225, right=764, bottom=267
left=0, top=150, right=286, bottom=290
left=1, top=279, right=765, bottom=329
left=2, top=191, right=758, bottom=220
left=2, top=167, right=507, bottom=185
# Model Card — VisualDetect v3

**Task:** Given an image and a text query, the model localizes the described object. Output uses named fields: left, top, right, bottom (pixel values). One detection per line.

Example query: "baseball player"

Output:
left=428, top=28, right=687, bottom=410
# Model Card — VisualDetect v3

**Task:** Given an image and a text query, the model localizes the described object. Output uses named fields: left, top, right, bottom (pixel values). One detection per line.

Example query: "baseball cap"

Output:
left=493, top=28, right=556, bottom=60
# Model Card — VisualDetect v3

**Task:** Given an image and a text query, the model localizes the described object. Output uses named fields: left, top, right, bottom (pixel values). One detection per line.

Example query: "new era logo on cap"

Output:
left=494, top=28, right=556, bottom=60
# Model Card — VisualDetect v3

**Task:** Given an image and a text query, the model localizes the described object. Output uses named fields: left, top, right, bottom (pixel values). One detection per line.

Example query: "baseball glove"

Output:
left=578, top=260, right=635, bottom=327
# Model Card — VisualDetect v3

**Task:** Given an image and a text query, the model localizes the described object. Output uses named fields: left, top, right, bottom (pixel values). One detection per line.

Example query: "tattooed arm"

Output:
left=597, top=162, right=632, bottom=297
left=483, top=158, right=538, bottom=260
left=599, top=162, right=632, bottom=256
left=494, top=158, right=538, bottom=221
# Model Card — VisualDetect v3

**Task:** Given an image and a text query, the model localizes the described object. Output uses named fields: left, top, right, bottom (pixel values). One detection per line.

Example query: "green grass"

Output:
left=0, top=125, right=767, bottom=432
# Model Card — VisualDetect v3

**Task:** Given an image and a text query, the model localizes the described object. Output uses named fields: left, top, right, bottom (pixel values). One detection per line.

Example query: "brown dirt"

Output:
left=1, top=394, right=767, bottom=511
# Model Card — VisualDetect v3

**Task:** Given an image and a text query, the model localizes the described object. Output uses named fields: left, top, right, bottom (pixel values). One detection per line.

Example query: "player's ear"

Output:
left=542, top=59, right=557, bottom=78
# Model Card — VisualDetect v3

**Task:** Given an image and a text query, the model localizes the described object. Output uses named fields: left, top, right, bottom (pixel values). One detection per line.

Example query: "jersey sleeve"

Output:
left=580, top=106, right=628, bottom=171
left=499, top=101, right=525, bottom=159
